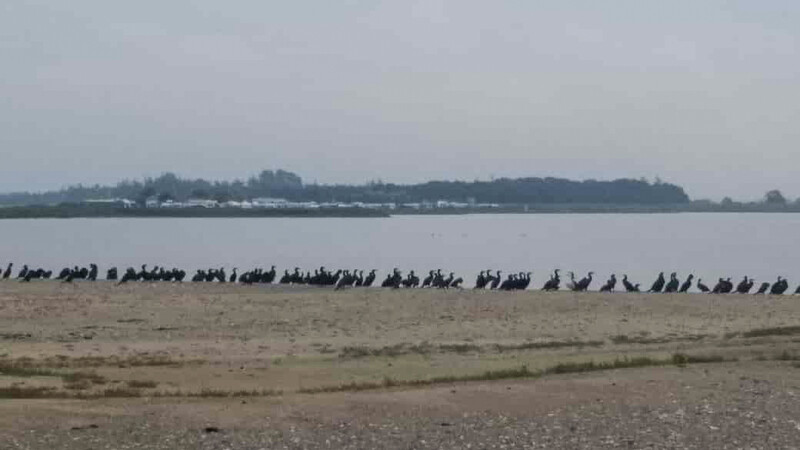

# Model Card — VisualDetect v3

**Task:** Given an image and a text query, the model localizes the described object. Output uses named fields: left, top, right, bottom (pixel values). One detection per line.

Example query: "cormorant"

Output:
left=648, top=272, right=665, bottom=293
left=599, top=274, right=617, bottom=292
left=474, top=271, right=487, bottom=289
left=87, top=264, right=98, bottom=281
left=622, top=274, right=637, bottom=293
left=755, top=281, right=770, bottom=294
left=663, top=273, right=679, bottom=293
left=735, top=276, right=752, bottom=294
left=489, top=271, right=502, bottom=290
left=574, top=272, right=594, bottom=292
left=106, top=267, right=118, bottom=281
left=697, top=279, right=710, bottom=293
left=2, top=263, right=11, bottom=279
left=17, top=265, right=29, bottom=279
left=678, top=274, right=694, bottom=293
left=229, top=268, right=237, bottom=283
left=421, top=270, right=435, bottom=288
left=770, top=277, right=788, bottom=295
left=542, top=270, right=560, bottom=291
left=363, top=270, right=377, bottom=287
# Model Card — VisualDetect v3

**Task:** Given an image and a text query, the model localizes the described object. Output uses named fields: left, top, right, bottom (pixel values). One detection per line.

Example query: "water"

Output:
left=0, top=214, right=797, bottom=288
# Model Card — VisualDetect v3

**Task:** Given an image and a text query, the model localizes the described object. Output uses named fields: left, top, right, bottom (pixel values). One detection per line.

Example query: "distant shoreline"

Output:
left=0, top=203, right=799, bottom=219
left=0, top=205, right=389, bottom=219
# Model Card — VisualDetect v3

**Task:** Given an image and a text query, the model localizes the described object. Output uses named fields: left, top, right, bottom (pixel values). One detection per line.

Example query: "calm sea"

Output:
left=0, top=214, right=796, bottom=289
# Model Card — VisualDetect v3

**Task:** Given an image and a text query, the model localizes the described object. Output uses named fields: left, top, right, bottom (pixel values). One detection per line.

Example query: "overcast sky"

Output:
left=2, top=1, right=798, bottom=200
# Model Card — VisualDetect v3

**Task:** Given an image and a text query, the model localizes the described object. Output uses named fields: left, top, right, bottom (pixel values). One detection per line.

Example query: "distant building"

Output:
left=83, top=198, right=135, bottom=208
left=186, top=199, right=219, bottom=208
left=251, top=198, right=288, bottom=208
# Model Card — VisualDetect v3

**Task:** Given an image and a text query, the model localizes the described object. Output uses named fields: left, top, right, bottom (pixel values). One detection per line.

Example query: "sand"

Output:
left=1, top=281, right=799, bottom=448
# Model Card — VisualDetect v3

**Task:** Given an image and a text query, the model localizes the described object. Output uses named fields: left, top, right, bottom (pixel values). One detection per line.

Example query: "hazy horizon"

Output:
left=2, top=1, right=798, bottom=201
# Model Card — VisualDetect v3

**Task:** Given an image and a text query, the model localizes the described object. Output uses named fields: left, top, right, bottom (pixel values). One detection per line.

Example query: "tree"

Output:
left=136, top=187, right=156, bottom=206
left=764, top=190, right=786, bottom=205
left=721, top=197, right=734, bottom=207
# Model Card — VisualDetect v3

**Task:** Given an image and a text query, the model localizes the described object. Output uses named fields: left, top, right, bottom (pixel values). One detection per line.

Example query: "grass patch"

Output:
left=741, top=326, right=800, bottom=339
left=154, top=388, right=282, bottom=398
left=99, top=387, right=142, bottom=398
left=300, top=353, right=733, bottom=395
left=61, top=371, right=107, bottom=385
left=494, top=340, right=604, bottom=352
left=0, top=365, right=61, bottom=378
left=0, top=354, right=201, bottom=369
left=0, top=386, right=65, bottom=399
left=339, top=340, right=605, bottom=359
left=126, top=380, right=159, bottom=389
left=611, top=334, right=708, bottom=345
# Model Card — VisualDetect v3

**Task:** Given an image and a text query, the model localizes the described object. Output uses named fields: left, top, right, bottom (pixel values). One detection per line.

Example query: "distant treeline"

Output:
left=0, top=170, right=690, bottom=206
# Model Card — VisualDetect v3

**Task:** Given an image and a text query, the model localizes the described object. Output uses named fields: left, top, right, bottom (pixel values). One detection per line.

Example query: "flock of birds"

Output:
left=0, top=261, right=797, bottom=295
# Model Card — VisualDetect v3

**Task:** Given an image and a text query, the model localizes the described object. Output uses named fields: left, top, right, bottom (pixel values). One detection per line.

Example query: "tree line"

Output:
left=0, top=170, right=694, bottom=206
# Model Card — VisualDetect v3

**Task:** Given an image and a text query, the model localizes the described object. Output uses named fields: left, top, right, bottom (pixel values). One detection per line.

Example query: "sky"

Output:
left=2, top=1, right=799, bottom=201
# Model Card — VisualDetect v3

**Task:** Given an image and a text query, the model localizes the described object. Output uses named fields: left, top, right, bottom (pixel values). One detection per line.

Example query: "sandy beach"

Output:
left=1, top=281, right=799, bottom=448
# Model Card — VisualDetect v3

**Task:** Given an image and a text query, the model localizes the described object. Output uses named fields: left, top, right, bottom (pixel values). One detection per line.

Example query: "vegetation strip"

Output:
left=298, top=353, right=730, bottom=395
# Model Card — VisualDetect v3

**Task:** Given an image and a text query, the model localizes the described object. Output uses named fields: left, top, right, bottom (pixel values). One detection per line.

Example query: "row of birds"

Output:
left=0, top=262, right=796, bottom=295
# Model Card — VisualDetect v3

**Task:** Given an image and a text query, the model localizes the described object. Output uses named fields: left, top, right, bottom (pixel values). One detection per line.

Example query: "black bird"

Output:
left=735, top=276, right=752, bottom=294
left=229, top=268, right=237, bottom=283
left=599, top=274, right=617, bottom=292
left=574, top=272, right=594, bottom=292
left=106, top=267, right=118, bottom=281
left=421, top=270, right=435, bottom=288
left=622, top=275, right=637, bottom=293
left=755, top=281, right=770, bottom=294
left=697, top=278, right=710, bottom=293
left=499, top=274, right=514, bottom=291
left=450, top=275, right=464, bottom=288
left=489, top=271, right=502, bottom=290
left=770, top=277, right=789, bottom=295
left=118, top=268, right=137, bottom=284
left=363, top=270, right=377, bottom=287
left=519, top=272, right=532, bottom=290
left=648, top=272, right=665, bottom=293
left=794, top=285, right=800, bottom=295
left=542, top=270, right=560, bottom=291
left=2, top=263, right=12, bottom=279
left=474, top=271, right=488, bottom=289
left=17, top=265, right=29, bottom=279
left=663, top=273, right=679, bottom=293
left=87, top=264, right=98, bottom=281
left=678, top=274, right=694, bottom=293
left=711, top=278, right=727, bottom=294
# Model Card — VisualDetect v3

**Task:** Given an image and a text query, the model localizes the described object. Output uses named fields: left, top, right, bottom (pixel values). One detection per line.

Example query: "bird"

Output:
left=735, top=276, right=752, bottom=294
left=542, top=270, right=560, bottom=291
left=363, top=270, right=377, bottom=287
left=229, top=268, right=238, bottom=283
left=648, top=272, right=665, bottom=293
left=599, top=274, right=617, bottom=292
left=663, top=273, right=679, bottom=293
left=622, top=275, right=637, bottom=293
left=574, top=272, right=594, bottom=292
left=770, top=277, right=789, bottom=295
left=489, top=271, right=502, bottom=290
left=678, top=274, right=694, bottom=293
left=564, top=272, right=577, bottom=291
left=755, top=281, right=770, bottom=294
left=697, top=279, right=710, bottom=293
left=2, top=263, right=12, bottom=280
left=474, top=271, right=488, bottom=289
